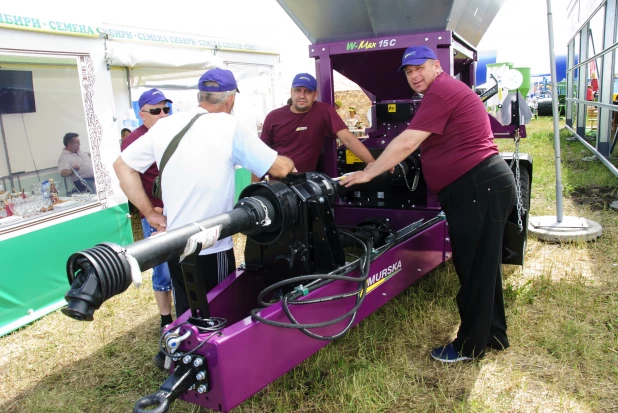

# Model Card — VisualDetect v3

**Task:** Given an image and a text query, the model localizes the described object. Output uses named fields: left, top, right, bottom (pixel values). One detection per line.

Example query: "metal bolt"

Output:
left=445, top=238, right=450, bottom=242
left=193, top=358, right=203, bottom=367
left=445, top=253, right=451, bottom=258
left=182, top=355, right=192, bottom=365
left=311, top=49, right=314, bottom=52
left=319, top=197, right=324, bottom=203
left=322, top=48, right=325, bottom=51
left=197, top=385, right=208, bottom=394
left=381, top=140, right=385, bottom=144
left=425, top=37, right=428, bottom=41
left=196, top=371, right=207, bottom=381
left=438, top=36, right=442, bottom=40
left=417, top=268, right=421, bottom=272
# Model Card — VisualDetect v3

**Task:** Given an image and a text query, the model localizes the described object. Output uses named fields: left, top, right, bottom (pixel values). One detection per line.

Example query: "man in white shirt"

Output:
left=114, top=68, right=294, bottom=319
left=58, top=133, right=96, bottom=192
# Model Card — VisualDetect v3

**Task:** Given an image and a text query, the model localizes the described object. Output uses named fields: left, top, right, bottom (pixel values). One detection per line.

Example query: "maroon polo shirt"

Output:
left=260, top=101, right=347, bottom=172
left=120, top=124, right=164, bottom=216
left=407, top=73, right=498, bottom=193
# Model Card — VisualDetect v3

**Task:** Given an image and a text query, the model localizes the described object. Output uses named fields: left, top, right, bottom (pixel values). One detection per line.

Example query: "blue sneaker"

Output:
left=430, top=343, right=473, bottom=363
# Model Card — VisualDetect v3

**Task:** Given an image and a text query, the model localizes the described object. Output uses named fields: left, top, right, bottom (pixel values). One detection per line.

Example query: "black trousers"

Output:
left=437, top=154, right=516, bottom=358
left=167, top=248, right=235, bottom=317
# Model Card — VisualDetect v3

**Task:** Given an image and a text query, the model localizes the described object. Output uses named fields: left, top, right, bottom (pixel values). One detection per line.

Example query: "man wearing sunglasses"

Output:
left=121, top=88, right=174, bottom=332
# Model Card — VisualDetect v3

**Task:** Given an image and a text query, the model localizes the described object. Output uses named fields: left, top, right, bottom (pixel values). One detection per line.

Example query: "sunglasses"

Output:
left=141, top=107, right=171, bottom=115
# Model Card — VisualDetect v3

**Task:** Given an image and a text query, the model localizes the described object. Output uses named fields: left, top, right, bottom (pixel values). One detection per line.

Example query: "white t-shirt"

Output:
left=121, top=107, right=277, bottom=254
left=58, top=149, right=94, bottom=181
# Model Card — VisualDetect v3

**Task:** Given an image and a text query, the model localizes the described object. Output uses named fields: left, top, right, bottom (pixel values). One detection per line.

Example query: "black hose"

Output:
left=62, top=243, right=132, bottom=321
left=63, top=195, right=275, bottom=321
left=250, top=228, right=385, bottom=341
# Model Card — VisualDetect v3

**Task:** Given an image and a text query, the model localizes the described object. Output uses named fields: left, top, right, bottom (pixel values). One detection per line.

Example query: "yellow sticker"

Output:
left=388, top=104, right=396, bottom=113
left=345, top=150, right=363, bottom=164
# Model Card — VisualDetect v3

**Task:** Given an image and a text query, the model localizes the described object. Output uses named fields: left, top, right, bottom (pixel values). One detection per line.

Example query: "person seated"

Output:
left=344, top=106, right=361, bottom=128
left=58, top=132, right=96, bottom=193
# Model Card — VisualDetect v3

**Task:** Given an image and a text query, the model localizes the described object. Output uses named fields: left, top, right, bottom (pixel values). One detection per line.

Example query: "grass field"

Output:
left=1, top=117, right=617, bottom=412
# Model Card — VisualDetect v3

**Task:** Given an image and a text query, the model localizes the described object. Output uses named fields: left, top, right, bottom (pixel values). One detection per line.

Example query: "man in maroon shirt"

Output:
left=259, top=73, right=375, bottom=174
left=343, top=46, right=516, bottom=363
left=121, top=88, right=174, bottom=331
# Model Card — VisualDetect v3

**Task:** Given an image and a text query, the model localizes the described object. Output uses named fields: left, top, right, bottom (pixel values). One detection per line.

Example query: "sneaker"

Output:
left=430, top=343, right=473, bottom=363
left=152, top=351, right=166, bottom=371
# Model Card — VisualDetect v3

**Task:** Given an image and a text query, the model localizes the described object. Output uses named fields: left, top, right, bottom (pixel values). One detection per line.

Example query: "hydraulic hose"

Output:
left=250, top=227, right=397, bottom=341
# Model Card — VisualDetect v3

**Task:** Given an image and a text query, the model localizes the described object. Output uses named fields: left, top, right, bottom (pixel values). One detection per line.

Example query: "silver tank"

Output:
left=276, top=0, right=505, bottom=46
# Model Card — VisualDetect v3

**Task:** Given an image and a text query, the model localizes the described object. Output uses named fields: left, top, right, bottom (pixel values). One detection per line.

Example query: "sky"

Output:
left=477, top=0, right=571, bottom=74
left=4, top=0, right=574, bottom=83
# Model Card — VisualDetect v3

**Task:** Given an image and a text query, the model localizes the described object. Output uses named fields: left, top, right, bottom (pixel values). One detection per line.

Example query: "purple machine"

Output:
left=62, top=1, right=532, bottom=412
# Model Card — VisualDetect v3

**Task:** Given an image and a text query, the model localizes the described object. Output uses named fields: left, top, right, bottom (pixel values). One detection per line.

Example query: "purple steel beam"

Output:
left=165, top=219, right=447, bottom=412
left=489, top=115, right=527, bottom=139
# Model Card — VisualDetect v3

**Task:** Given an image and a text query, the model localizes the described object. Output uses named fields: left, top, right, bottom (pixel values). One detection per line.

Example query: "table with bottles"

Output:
left=0, top=180, right=96, bottom=229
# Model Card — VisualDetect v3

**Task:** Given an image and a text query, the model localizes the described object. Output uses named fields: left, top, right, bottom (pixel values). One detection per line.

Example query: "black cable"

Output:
left=336, top=224, right=395, bottom=235
left=279, top=230, right=372, bottom=340
left=158, top=326, right=221, bottom=359
left=250, top=230, right=374, bottom=340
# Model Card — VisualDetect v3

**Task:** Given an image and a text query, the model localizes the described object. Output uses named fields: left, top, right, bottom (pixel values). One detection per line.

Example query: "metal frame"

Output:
left=565, top=0, right=618, bottom=165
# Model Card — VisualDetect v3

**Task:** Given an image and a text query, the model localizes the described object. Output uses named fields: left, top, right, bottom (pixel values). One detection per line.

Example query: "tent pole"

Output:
left=546, top=0, right=564, bottom=222
left=0, top=114, right=15, bottom=193
left=125, top=67, right=133, bottom=106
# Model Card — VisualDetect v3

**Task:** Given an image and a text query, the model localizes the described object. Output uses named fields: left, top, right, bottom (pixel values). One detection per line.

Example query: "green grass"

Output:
left=1, top=116, right=618, bottom=412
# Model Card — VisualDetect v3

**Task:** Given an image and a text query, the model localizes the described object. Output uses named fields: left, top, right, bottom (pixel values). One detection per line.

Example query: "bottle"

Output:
left=49, top=179, right=59, bottom=204
left=21, top=188, right=26, bottom=199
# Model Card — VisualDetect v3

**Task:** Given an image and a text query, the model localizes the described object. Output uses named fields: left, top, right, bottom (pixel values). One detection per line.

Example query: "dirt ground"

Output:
left=569, top=185, right=618, bottom=211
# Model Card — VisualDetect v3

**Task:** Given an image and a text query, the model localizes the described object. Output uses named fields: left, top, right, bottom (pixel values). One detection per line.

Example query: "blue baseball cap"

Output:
left=398, top=46, right=438, bottom=71
left=139, top=89, right=172, bottom=109
left=291, top=73, right=317, bottom=91
left=198, top=68, right=240, bottom=92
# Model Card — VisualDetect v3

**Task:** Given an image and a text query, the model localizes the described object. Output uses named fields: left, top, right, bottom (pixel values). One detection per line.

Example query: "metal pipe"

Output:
left=566, top=98, right=618, bottom=111
left=564, top=124, right=618, bottom=178
left=126, top=207, right=257, bottom=270
left=125, top=67, right=133, bottom=107
left=547, top=0, right=564, bottom=222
